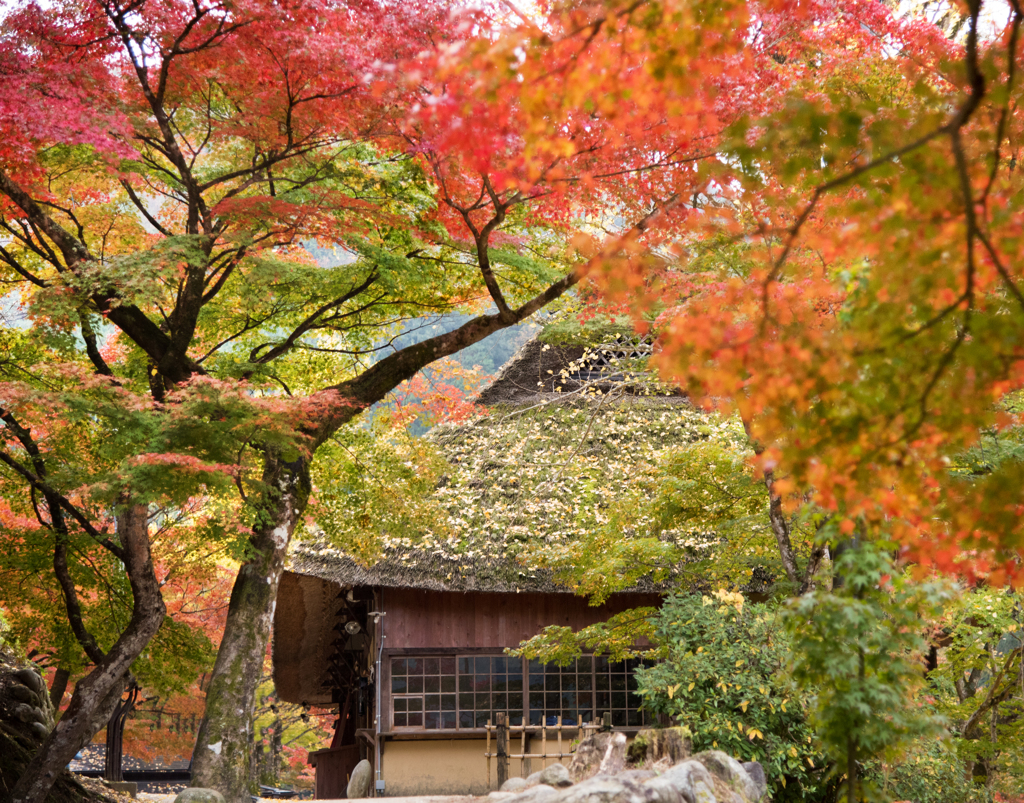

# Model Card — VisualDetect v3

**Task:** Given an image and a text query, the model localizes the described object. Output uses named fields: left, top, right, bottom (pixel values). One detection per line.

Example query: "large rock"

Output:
left=502, top=776, right=533, bottom=793
left=538, top=763, right=573, bottom=788
left=690, top=752, right=761, bottom=802
left=347, top=758, right=373, bottom=798
left=504, top=783, right=562, bottom=803
left=173, top=789, right=225, bottom=803
left=568, top=731, right=627, bottom=782
left=501, top=734, right=767, bottom=803
left=559, top=774, right=639, bottom=803
left=740, top=763, right=766, bottom=801
left=657, top=760, right=718, bottom=803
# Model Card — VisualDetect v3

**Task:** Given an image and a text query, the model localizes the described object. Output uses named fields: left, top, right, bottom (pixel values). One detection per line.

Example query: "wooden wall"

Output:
left=380, top=588, right=661, bottom=650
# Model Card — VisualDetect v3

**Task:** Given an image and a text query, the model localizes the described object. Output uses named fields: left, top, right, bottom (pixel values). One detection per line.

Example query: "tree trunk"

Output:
left=48, top=667, right=70, bottom=710
left=9, top=506, right=165, bottom=803
left=191, top=286, right=580, bottom=801
left=191, top=454, right=310, bottom=802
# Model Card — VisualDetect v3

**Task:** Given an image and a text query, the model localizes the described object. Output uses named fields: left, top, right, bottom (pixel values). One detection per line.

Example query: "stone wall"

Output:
left=0, top=646, right=118, bottom=803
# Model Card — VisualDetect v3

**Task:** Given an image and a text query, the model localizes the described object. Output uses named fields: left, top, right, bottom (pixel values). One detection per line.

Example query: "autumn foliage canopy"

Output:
left=2, top=0, right=1024, bottom=798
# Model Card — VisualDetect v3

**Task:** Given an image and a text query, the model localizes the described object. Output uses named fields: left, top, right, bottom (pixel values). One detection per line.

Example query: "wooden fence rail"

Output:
left=485, top=713, right=609, bottom=789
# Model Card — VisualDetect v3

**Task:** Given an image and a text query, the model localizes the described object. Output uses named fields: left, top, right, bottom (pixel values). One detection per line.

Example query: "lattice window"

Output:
left=390, top=654, right=647, bottom=731
left=568, top=336, right=653, bottom=382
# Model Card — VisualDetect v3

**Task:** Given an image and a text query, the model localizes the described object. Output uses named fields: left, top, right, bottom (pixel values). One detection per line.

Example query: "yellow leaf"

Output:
left=735, top=659, right=744, bottom=667
left=807, top=757, right=815, bottom=768
left=780, top=776, right=787, bottom=789
left=747, top=729, right=763, bottom=741
left=788, top=747, right=798, bottom=758
left=739, top=701, right=749, bottom=712
left=666, top=684, right=680, bottom=700
left=688, top=682, right=695, bottom=691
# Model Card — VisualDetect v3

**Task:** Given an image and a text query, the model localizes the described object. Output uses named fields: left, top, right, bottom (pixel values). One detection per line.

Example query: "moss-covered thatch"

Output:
left=289, top=338, right=733, bottom=595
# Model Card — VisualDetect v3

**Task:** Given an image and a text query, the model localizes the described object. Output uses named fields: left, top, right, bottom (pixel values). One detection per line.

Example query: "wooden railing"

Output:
left=484, top=713, right=608, bottom=789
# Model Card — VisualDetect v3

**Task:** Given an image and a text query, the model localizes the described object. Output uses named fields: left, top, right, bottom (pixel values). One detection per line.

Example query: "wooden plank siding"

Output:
left=379, top=588, right=662, bottom=650
left=377, top=588, right=662, bottom=738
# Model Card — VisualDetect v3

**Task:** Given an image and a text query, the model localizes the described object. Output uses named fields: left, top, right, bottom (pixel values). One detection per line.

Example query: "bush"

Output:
left=636, top=590, right=835, bottom=801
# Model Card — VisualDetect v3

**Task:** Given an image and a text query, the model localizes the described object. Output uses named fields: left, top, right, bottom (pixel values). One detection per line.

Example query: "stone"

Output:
left=173, top=789, right=225, bottom=803
left=691, top=752, right=758, bottom=803
left=740, top=763, right=766, bottom=801
left=505, top=783, right=561, bottom=803
left=691, top=779, right=717, bottom=803
left=639, top=777, right=684, bottom=803
left=28, top=721, right=50, bottom=740
left=614, top=770, right=655, bottom=782
left=538, top=762, right=573, bottom=788
left=8, top=683, right=37, bottom=704
left=501, top=777, right=532, bottom=793
left=656, top=760, right=717, bottom=803
left=13, top=702, right=46, bottom=724
left=13, top=667, right=45, bottom=696
left=491, top=792, right=516, bottom=799
left=347, top=758, right=373, bottom=799
left=559, top=775, right=633, bottom=803
left=568, top=732, right=627, bottom=782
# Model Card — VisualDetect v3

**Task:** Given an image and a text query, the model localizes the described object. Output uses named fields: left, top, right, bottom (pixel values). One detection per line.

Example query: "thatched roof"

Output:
left=288, top=543, right=672, bottom=595
left=273, top=339, right=752, bottom=702
left=475, top=336, right=686, bottom=407
left=273, top=570, right=346, bottom=706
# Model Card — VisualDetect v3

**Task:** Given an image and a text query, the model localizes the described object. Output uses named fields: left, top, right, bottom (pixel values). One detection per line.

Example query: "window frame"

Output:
left=383, top=648, right=648, bottom=734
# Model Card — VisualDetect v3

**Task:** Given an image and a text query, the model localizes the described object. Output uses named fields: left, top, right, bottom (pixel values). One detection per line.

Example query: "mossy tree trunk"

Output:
left=190, top=454, right=310, bottom=801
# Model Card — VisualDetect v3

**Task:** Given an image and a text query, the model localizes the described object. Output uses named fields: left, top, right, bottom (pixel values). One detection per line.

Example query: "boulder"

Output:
left=618, top=770, right=656, bottom=784
left=638, top=777, right=684, bottom=803
left=539, top=762, right=573, bottom=788
left=690, top=752, right=760, bottom=803
left=740, top=763, right=766, bottom=801
left=504, top=783, right=562, bottom=803
left=173, top=789, right=225, bottom=803
left=656, top=760, right=717, bottom=803
left=347, top=758, right=373, bottom=799
left=13, top=667, right=46, bottom=696
left=568, top=731, right=627, bottom=782
left=498, top=736, right=768, bottom=803
left=559, top=775, right=638, bottom=803
left=502, top=777, right=533, bottom=793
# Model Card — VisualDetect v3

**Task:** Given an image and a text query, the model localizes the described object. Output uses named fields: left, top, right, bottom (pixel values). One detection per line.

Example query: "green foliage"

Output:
left=785, top=542, right=952, bottom=801
left=511, top=608, right=659, bottom=666
left=926, top=586, right=1024, bottom=798
left=861, top=737, right=980, bottom=803
left=309, top=416, right=452, bottom=562
left=636, top=591, right=831, bottom=801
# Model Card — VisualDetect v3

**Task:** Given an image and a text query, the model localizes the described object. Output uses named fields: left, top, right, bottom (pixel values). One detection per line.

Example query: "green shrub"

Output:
left=636, top=590, right=835, bottom=801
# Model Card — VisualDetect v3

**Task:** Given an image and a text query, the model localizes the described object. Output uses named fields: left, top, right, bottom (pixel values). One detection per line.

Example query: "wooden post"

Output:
left=497, top=713, right=509, bottom=789
left=602, top=711, right=612, bottom=730
left=486, top=718, right=492, bottom=790
left=556, top=716, right=562, bottom=762
left=541, top=718, right=547, bottom=770
left=521, top=723, right=527, bottom=777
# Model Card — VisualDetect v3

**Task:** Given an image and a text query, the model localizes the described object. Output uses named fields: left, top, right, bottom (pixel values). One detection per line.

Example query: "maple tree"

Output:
left=475, top=0, right=1024, bottom=581
left=0, top=0, right=712, bottom=799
